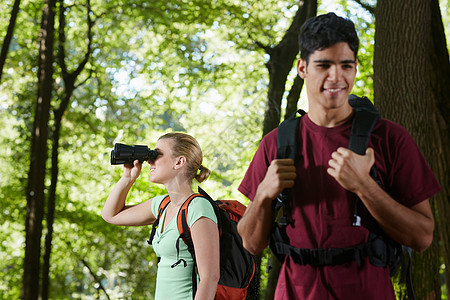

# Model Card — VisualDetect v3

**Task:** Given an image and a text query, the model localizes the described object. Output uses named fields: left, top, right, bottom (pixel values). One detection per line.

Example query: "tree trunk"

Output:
left=260, top=0, right=317, bottom=137
left=22, top=0, right=56, bottom=299
left=0, top=0, right=21, bottom=82
left=41, top=1, right=93, bottom=298
left=374, top=0, right=449, bottom=298
left=258, top=1, right=317, bottom=298
left=428, top=0, right=450, bottom=294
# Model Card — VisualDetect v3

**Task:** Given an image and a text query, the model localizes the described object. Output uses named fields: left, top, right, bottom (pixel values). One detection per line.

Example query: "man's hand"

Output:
left=327, top=147, right=375, bottom=193
left=256, top=158, right=297, bottom=201
left=238, top=158, right=296, bottom=255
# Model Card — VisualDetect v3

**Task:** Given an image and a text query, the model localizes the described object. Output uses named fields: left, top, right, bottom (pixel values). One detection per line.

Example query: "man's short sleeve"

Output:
left=238, top=128, right=278, bottom=201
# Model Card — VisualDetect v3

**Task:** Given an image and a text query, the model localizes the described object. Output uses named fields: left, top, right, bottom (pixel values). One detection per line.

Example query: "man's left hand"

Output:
left=327, top=147, right=375, bottom=192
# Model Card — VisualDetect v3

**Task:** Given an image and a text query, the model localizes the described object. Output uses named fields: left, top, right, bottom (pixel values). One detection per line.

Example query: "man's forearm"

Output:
left=237, top=193, right=274, bottom=255
left=357, top=178, right=434, bottom=252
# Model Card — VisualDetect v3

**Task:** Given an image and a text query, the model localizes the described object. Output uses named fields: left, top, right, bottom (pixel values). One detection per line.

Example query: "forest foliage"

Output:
left=0, top=0, right=448, bottom=299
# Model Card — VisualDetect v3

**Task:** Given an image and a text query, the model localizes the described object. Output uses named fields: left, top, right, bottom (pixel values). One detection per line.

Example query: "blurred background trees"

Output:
left=0, top=0, right=448, bottom=299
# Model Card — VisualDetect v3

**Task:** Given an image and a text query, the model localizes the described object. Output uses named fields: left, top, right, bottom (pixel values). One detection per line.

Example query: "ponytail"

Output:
left=195, top=165, right=211, bottom=183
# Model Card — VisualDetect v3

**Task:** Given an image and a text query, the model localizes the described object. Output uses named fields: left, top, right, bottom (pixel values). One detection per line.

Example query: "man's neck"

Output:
left=307, top=105, right=354, bottom=128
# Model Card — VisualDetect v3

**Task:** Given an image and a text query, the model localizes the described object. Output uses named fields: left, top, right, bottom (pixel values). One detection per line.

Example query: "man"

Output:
left=237, top=12, right=441, bottom=299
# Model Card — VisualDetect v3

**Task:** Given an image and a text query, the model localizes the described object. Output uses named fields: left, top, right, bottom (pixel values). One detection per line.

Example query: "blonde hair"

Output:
left=158, top=132, right=210, bottom=183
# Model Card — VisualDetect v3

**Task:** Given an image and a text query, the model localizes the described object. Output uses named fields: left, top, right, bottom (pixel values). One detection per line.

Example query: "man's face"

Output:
left=298, top=42, right=357, bottom=112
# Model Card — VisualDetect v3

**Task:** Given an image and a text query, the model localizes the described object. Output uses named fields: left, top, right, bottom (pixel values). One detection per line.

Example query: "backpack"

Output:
left=148, top=186, right=257, bottom=300
left=269, top=94, right=415, bottom=299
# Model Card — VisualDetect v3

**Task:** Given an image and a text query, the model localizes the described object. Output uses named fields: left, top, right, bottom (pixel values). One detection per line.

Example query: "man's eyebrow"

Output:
left=313, top=59, right=356, bottom=64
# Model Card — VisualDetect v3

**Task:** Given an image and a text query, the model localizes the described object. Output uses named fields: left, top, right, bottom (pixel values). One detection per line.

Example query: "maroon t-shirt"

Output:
left=239, top=114, right=441, bottom=300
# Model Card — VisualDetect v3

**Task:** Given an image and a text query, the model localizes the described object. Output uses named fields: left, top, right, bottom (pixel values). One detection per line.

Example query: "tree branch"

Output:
left=352, top=0, right=376, bottom=16
left=0, top=0, right=21, bottom=83
left=80, top=258, right=111, bottom=300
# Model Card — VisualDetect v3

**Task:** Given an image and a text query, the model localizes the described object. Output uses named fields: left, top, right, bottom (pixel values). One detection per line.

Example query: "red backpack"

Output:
left=148, top=187, right=257, bottom=299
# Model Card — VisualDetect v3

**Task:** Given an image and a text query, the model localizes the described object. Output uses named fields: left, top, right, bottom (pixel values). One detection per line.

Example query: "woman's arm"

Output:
left=102, top=161, right=156, bottom=226
left=191, top=217, right=220, bottom=300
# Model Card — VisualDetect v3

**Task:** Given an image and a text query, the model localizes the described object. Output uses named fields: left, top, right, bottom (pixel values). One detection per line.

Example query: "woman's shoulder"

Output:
left=188, top=195, right=213, bottom=211
left=151, top=194, right=169, bottom=215
left=186, top=195, right=217, bottom=225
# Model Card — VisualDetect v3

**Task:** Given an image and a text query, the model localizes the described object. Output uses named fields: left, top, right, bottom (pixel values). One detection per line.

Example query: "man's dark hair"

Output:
left=299, top=12, right=359, bottom=63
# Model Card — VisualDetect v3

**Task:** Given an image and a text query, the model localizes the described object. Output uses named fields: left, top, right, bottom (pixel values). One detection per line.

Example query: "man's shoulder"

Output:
left=373, top=118, right=412, bottom=138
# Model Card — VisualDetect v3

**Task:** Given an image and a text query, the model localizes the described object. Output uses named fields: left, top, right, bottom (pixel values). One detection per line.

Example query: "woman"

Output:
left=102, top=132, right=220, bottom=300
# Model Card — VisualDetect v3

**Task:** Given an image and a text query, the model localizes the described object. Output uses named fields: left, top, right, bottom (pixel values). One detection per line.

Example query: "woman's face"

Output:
left=148, top=138, right=178, bottom=184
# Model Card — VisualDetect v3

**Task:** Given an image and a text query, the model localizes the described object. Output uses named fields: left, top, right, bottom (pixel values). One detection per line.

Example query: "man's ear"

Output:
left=297, top=59, right=307, bottom=79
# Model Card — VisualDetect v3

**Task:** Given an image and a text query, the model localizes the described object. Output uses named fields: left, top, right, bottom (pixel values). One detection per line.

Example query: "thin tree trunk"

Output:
left=41, top=1, right=93, bottom=298
left=257, top=1, right=317, bottom=298
left=285, top=75, right=304, bottom=119
left=374, top=0, right=449, bottom=298
left=0, top=0, right=21, bottom=82
left=22, top=0, right=56, bottom=299
left=260, top=0, right=317, bottom=137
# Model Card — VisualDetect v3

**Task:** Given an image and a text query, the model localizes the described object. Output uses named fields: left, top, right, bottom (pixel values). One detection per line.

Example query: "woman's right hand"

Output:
left=102, top=159, right=156, bottom=226
left=123, top=160, right=142, bottom=181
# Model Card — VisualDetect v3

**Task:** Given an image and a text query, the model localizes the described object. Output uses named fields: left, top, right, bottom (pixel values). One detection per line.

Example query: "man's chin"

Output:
left=322, top=95, right=349, bottom=108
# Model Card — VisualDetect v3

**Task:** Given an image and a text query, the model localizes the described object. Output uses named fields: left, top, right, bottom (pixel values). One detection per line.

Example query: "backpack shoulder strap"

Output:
left=147, top=195, right=171, bottom=245
left=197, top=186, right=221, bottom=227
left=348, top=95, right=380, bottom=155
left=173, top=192, right=211, bottom=299
left=176, top=193, right=204, bottom=249
left=276, top=109, right=306, bottom=226
left=277, top=109, right=306, bottom=161
left=348, top=95, right=380, bottom=226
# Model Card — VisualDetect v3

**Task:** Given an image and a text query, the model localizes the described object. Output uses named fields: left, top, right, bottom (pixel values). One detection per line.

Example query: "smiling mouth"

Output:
left=324, top=87, right=345, bottom=93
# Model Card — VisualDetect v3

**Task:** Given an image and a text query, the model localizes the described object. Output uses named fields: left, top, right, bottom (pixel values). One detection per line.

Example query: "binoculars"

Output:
left=110, top=143, right=158, bottom=165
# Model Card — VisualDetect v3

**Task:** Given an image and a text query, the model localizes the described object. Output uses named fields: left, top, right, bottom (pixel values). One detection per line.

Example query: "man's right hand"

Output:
left=256, top=158, right=296, bottom=202
left=237, top=158, right=296, bottom=255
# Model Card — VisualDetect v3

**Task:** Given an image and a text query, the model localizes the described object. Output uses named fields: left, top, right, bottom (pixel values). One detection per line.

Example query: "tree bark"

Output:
left=260, top=0, right=317, bottom=137
left=374, top=0, right=449, bottom=298
left=428, top=0, right=450, bottom=293
left=0, top=0, right=21, bottom=82
left=22, top=0, right=56, bottom=299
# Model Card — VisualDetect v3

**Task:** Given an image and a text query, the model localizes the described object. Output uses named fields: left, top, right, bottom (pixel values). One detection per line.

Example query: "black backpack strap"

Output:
left=403, top=247, right=415, bottom=300
left=198, top=186, right=221, bottom=228
left=348, top=96, right=380, bottom=227
left=272, top=236, right=372, bottom=267
left=268, top=110, right=306, bottom=269
left=347, top=97, right=415, bottom=299
left=348, top=94, right=379, bottom=155
left=277, top=109, right=306, bottom=161
left=275, top=109, right=306, bottom=226
left=147, top=195, right=171, bottom=245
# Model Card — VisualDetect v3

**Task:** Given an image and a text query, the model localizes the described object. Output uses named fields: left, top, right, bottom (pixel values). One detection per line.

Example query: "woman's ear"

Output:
left=174, top=156, right=186, bottom=169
